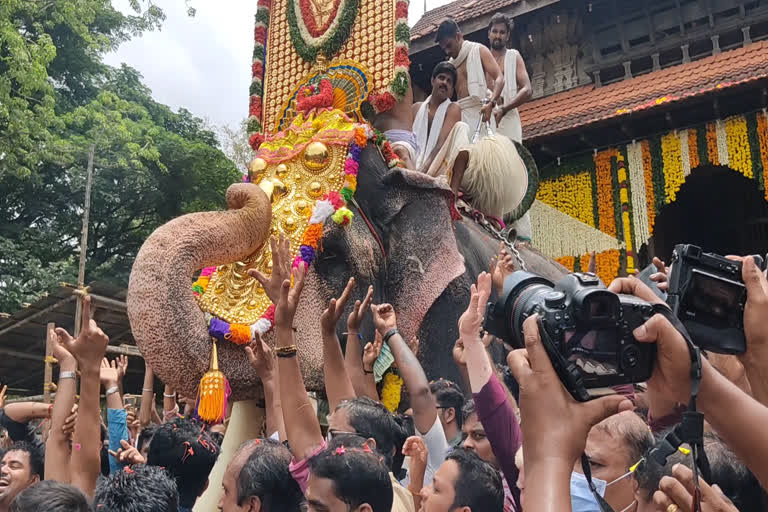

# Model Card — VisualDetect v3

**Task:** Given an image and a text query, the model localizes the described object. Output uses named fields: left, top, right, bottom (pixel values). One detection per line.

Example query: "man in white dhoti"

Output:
left=488, top=13, right=535, bottom=243
left=435, top=19, right=505, bottom=131
left=412, top=62, right=463, bottom=174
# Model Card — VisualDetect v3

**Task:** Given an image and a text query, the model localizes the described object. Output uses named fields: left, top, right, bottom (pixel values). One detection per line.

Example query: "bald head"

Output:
left=593, top=411, right=654, bottom=466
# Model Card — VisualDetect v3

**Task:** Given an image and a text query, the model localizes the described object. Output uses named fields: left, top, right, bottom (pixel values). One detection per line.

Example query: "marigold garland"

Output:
left=706, top=122, right=719, bottom=164
left=725, top=116, right=752, bottom=178
left=381, top=371, right=403, bottom=413
left=641, top=140, right=655, bottom=236
left=661, top=132, right=684, bottom=203
left=616, top=155, right=635, bottom=273
left=287, top=0, right=359, bottom=63
left=757, top=111, right=768, bottom=199
left=536, top=171, right=594, bottom=226
left=555, top=256, right=575, bottom=271
left=248, top=0, right=271, bottom=150
left=594, top=150, right=617, bottom=236
left=595, top=249, right=621, bottom=286
left=688, top=129, right=700, bottom=169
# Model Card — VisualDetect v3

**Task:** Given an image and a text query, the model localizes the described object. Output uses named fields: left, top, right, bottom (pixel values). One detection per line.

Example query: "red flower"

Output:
left=257, top=0, right=271, bottom=8
left=249, top=96, right=263, bottom=118
left=299, top=0, right=341, bottom=37
left=249, top=133, right=264, bottom=150
left=395, top=1, right=408, bottom=19
left=254, top=26, right=267, bottom=45
left=394, top=47, right=410, bottom=67
left=370, top=92, right=396, bottom=113
left=297, top=79, right=334, bottom=113
left=324, top=191, right=345, bottom=209
left=252, top=61, right=264, bottom=78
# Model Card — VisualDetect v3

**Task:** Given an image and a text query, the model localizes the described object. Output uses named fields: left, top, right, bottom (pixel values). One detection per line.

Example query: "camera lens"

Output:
left=620, top=345, right=640, bottom=369
left=510, top=283, right=554, bottom=342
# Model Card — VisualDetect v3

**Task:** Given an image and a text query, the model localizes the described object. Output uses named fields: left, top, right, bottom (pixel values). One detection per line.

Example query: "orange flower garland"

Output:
left=580, top=253, right=592, bottom=272
left=688, top=129, right=700, bottom=169
left=555, top=256, right=575, bottom=271
left=641, top=141, right=655, bottom=235
left=595, top=249, right=621, bottom=286
left=594, top=150, right=617, bottom=236
left=706, top=122, right=719, bottom=164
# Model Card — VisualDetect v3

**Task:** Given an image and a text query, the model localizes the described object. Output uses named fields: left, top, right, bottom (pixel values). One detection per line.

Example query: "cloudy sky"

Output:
left=105, top=0, right=450, bottom=131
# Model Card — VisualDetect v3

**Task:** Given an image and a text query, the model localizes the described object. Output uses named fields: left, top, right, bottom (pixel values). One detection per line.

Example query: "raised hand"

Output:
left=245, top=333, right=276, bottom=382
left=99, top=358, right=119, bottom=387
left=274, top=262, right=307, bottom=330
left=650, top=256, right=670, bottom=291
left=402, top=435, right=429, bottom=488
left=52, top=328, right=77, bottom=368
left=116, top=355, right=128, bottom=381
left=320, top=278, right=355, bottom=337
left=653, top=464, right=738, bottom=512
left=458, top=272, right=492, bottom=341
left=490, top=244, right=515, bottom=295
left=249, top=235, right=291, bottom=304
left=347, top=285, right=374, bottom=333
left=370, top=303, right=398, bottom=336
left=362, top=331, right=384, bottom=372
left=110, top=439, right=146, bottom=466
left=60, top=296, right=109, bottom=372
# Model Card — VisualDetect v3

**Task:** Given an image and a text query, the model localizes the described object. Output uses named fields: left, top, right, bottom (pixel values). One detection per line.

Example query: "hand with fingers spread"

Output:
left=347, top=285, right=374, bottom=333
left=362, top=332, right=384, bottom=373
left=402, top=435, right=429, bottom=494
left=274, top=262, right=307, bottom=331
left=458, top=272, right=493, bottom=343
left=650, top=257, right=670, bottom=292
left=245, top=333, right=276, bottom=383
left=249, top=235, right=292, bottom=304
left=491, top=245, right=516, bottom=295
left=653, top=464, right=738, bottom=512
left=116, top=355, right=128, bottom=381
left=508, top=315, right=633, bottom=470
left=99, top=358, right=119, bottom=388
left=370, top=303, right=398, bottom=336
left=321, top=278, right=355, bottom=337
left=60, top=296, right=109, bottom=372
left=111, top=439, right=146, bottom=466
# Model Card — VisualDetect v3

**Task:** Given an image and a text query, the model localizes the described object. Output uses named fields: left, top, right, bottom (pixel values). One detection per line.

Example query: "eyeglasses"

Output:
left=325, top=429, right=374, bottom=442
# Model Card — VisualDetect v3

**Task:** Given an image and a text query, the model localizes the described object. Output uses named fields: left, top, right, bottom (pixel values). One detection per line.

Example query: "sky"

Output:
left=104, top=0, right=452, bottom=131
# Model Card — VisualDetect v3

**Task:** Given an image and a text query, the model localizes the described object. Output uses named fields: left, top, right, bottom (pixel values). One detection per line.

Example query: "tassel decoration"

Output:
left=196, top=341, right=231, bottom=423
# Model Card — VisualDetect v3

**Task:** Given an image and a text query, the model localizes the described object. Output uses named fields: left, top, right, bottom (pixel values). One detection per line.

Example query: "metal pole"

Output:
left=44, top=323, right=55, bottom=404
left=74, top=143, right=95, bottom=336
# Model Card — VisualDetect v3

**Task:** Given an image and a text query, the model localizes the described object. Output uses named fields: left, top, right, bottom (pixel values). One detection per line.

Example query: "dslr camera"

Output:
left=485, top=272, right=656, bottom=402
left=666, top=244, right=765, bottom=354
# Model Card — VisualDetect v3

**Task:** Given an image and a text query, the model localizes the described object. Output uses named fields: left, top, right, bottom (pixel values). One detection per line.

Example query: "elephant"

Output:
left=127, top=144, right=567, bottom=401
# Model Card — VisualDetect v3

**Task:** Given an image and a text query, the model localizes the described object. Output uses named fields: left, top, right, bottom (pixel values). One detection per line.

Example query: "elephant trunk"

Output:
left=127, top=183, right=272, bottom=399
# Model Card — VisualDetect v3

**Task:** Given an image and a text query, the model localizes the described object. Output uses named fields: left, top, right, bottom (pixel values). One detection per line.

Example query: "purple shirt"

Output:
left=474, top=373, right=522, bottom=511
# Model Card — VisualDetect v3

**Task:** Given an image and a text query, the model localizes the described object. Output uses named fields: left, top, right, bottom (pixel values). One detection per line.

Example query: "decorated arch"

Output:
left=535, top=110, right=768, bottom=282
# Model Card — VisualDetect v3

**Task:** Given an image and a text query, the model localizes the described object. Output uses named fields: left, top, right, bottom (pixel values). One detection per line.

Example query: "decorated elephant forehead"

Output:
left=192, top=110, right=397, bottom=344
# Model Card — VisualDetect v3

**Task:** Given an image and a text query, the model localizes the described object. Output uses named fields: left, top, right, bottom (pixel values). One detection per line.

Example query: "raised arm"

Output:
left=480, top=46, right=504, bottom=122
left=138, top=362, right=155, bottom=427
left=344, top=285, right=378, bottom=400
left=60, top=296, right=110, bottom=496
left=101, top=358, right=128, bottom=475
left=245, top=334, right=286, bottom=441
left=371, top=304, right=436, bottom=434
left=44, top=327, right=78, bottom=482
left=276, top=263, right=324, bottom=461
left=320, top=278, right=358, bottom=410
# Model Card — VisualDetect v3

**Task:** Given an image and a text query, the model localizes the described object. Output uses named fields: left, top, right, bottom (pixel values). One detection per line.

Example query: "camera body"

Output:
left=666, top=244, right=765, bottom=354
left=485, top=272, right=656, bottom=401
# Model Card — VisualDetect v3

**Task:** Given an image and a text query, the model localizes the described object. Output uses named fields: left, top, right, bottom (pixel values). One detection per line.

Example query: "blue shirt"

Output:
left=106, top=408, right=129, bottom=474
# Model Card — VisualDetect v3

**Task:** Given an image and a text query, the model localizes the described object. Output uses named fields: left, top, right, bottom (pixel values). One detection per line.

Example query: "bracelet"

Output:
left=382, top=328, right=399, bottom=344
left=163, top=393, right=176, bottom=398
left=59, top=371, right=76, bottom=380
left=276, top=345, right=298, bottom=358
left=363, top=367, right=374, bottom=375
left=105, top=386, right=120, bottom=397
left=142, top=388, right=153, bottom=393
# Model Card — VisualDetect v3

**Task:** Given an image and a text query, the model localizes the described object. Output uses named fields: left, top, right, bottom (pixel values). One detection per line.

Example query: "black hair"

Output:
left=5, top=441, right=44, bottom=480
left=309, top=435, right=393, bottom=512
left=10, top=481, right=89, bottom=512
left=489, top=13, right=513, bottom=34
left=446, top=449, right=504, bottom=512
left=435, top=18, right=460, bottom=43
left=235, top=438, right=304, bottom=511
left=431, top=61, right=458, bottom=88
left=430, top=379, right=465, bottom=429
left=462, top=398, right=476, bottom=423
left=335, top=397, right=406, bottom=469
left=94, top=464, right=179, bottom=512
left=146, top=417, right=219, bottom=508
left=137, top=424, right=158, bottom=454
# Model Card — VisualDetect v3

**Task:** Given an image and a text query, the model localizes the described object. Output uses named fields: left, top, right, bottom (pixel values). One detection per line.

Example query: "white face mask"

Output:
left=570, top=470, right=637, bottom=512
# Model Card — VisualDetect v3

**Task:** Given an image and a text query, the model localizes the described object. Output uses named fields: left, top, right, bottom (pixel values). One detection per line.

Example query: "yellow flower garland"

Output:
left=616, top=155, right=635, bottom=273
left=536, top=171, right=595, bottom=226
left=661, top=132, right=684, bottom=203
left=758, top=112, right=768, bottom=200
left=380, top=372, right=403, bottom=413
left=725, top=116, right=752, bottom=178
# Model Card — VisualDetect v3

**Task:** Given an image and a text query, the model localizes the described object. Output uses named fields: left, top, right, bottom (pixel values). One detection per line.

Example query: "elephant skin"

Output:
left=127, top=183, right=272, bottom=400
left=127, top=146, right=567, bottom=400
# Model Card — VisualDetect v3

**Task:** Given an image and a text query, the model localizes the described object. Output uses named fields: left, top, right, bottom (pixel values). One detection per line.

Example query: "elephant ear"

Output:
left=378, top=169, right=466, bottom=342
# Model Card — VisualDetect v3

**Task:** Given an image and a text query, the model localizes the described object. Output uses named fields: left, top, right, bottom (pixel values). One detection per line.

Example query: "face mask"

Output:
left=571, top=471, right=606, bottom=512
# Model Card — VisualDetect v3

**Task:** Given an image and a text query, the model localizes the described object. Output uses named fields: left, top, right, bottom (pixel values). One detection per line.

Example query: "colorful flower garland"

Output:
left=381, top=371, right=403, bottom=413
left=287, top=0, right=358, bottom=64
left=368, top=0, right=411, bottom=114
left=616, top=154, right=635, bottom=273
left=248, top=0, right=271, bottom=150
left=296, top=78, right=334, bottom=113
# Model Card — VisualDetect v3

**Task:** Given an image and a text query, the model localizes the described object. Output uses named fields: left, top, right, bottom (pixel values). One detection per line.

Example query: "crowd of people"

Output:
left=2, top=237, right=768, bottom=512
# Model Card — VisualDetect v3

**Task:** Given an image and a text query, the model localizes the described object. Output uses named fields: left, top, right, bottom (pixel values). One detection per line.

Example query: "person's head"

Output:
left=575, top=411, right=653, bottom=512
left=488, top=13, right=513, bottom=51
left=431, top=379, right=464, bottom=441
left=9, top=481, right=89, bottom=512
left=137, top=424, right=158, bottom=458
left=330, top=397, right=406, bottom=470
left=421, top=448, right=504, bottom=512
left=0, top=430, right=10, bottom=451
left=435, top=19, right=462, bottom=58
left=430, top=62, right=457, bottom=102
left=306, top=436, right=393, bottom=512
left=0, top=442, right=43, bottom=507
left=147, top=417, right=219, bottom=509
left=219, top=438, right=304, bottom=512
left=460, top=400, right=496, bottom=467
left=94, top=464, right=179, bottom=512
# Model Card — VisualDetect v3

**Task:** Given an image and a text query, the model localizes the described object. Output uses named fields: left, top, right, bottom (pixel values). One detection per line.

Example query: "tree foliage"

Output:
left=0, top=1, right=239, bottom=313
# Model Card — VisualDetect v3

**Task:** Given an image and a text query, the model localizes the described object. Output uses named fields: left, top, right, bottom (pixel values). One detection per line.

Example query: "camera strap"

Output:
left=580, top=304, right=708, bottom=512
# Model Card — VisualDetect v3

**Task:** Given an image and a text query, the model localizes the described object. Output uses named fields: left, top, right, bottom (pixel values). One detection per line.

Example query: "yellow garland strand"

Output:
left=380, top=372, right=403, bottom=413
left=661, top=132, right=684, bottom=203
left=725, top=116, right=753, bottom=178
left=758, top=112, right=768, bottom=200
left=536, top=171, right=595, bottom=226
left=616, top=155, right=635, bottom=273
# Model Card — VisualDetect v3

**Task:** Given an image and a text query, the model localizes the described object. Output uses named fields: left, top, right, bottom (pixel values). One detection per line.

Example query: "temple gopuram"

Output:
left=410, top=0, right=768, bottom=283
